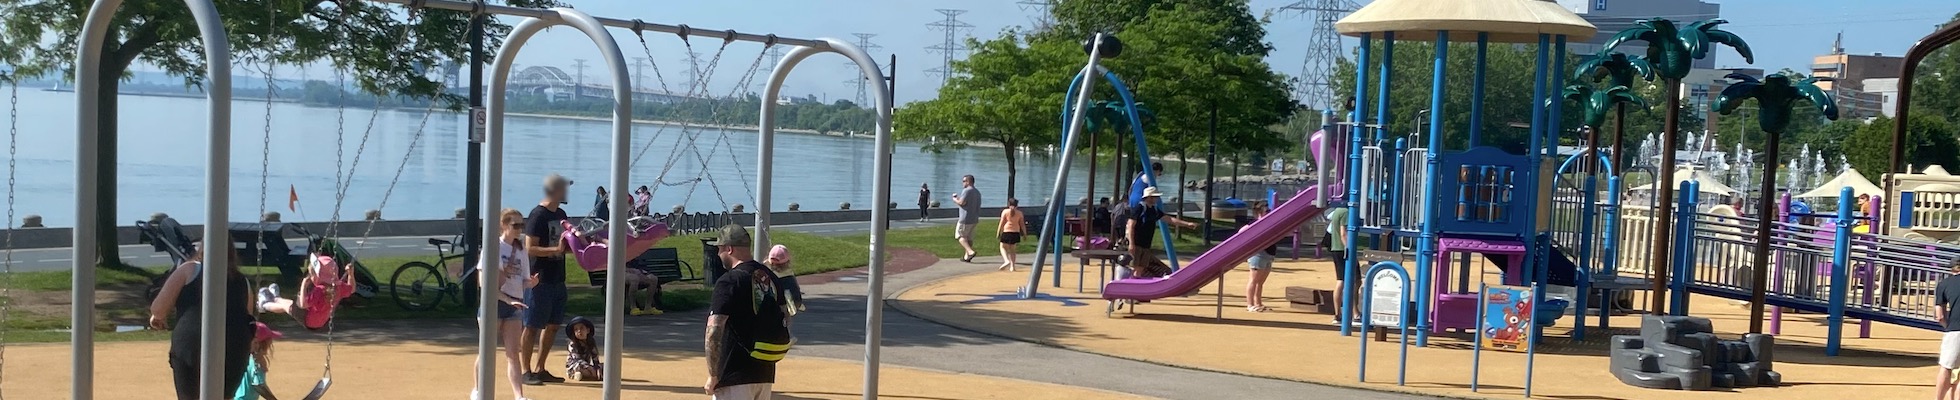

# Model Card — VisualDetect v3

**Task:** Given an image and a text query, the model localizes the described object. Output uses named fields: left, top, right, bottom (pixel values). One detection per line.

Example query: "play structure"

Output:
left=65, top=1, right=893, bottom=399
left=1610, top=315, right=1780, bottom=390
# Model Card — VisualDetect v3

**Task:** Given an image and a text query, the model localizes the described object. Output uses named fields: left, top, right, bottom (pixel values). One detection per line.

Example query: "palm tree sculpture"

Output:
left=1573, top=52, right=1655, bottom=171
left=1712, top=72, right=1839, bottom=333
left=1562, top=84, right=1649, bottom=176
left=1601, top=18, right=1754, bottom=313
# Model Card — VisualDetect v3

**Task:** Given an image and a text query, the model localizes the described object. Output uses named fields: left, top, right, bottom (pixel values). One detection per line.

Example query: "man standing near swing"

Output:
left=521, top=173, right=572, bottom=385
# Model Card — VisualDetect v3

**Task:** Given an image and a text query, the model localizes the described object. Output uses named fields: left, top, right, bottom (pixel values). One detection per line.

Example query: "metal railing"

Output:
left=1398, top=147, right=1428, bottom=230
left=1357, top=145, right=1388, bottom=229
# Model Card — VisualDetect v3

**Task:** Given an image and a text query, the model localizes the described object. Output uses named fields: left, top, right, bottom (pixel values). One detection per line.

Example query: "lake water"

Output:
left=3, top=88, right=1222, bottom=226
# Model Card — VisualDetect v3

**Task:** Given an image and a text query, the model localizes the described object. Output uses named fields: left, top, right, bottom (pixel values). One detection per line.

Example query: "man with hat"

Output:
left=705, top=224, right=794, bottom=399
left=1126, top=186, right=1196, bottom=278
left=520, top=173, right=572, bottom=385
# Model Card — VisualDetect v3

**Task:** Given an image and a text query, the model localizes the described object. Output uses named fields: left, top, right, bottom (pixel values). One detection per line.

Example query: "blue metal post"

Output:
left=1103, top=72, right=1180, bottom=272
left=1534, top=35, right=1567, bottom=340
left=1341, top=33, right=1372, bottom=337
left=1415, top=30, right=1448, bottom=346
left=1523, top=34, right=1548, bottom=338
left=1471, top=283, right=1486, bottom=393
left=1827, top=186, right=1853, bottom=355
left=1671, top=180, right=1699, bottom=316
left=1469, top=32, right=1487, bottom=147
left=1600, top=176, right=1623, bottom=331
left=1376, top=32, right=1395, bottom=144
left=1389, top=139, right=1407, bottom=232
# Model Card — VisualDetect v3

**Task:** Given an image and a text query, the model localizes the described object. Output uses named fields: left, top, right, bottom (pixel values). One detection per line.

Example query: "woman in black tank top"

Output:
left=148, top=244, right=256, bottom=399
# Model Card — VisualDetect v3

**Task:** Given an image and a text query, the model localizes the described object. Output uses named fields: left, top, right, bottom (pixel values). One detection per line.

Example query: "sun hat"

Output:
left=1142, top=187, right=1164, bottom=198
left=767, top=245, right=792, bottom=265
left=254, top=321, right=283, bottom=341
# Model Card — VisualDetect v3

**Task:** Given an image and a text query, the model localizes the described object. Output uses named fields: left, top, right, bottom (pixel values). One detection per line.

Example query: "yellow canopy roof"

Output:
left=1337, top=0, right=1596, bottom=43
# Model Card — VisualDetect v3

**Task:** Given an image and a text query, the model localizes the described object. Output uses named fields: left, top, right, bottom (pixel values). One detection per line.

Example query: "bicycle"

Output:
left=389, top=236, right=480, bottom=311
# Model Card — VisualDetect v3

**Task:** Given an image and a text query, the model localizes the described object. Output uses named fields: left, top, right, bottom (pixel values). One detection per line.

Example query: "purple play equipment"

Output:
left=1101, top=187, right=1329, bottom=303
left=1768, top=193, right=1881, bottom=337
left=563, top=217, right=672, bottom=272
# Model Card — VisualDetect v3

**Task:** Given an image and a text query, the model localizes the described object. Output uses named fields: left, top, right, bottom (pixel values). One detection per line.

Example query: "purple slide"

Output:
left=1102, top=186, right=1328, bottom=301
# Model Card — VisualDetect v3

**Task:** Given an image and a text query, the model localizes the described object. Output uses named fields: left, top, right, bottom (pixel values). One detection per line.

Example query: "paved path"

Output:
left=0, top=219, right=948, bottom=272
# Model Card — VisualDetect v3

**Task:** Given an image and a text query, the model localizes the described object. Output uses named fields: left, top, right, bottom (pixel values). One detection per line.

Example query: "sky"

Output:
left=210, top=0, right=1960, bottom=107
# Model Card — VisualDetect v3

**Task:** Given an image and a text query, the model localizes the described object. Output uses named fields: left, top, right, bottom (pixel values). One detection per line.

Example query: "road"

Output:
left=0, top=219, right=950, bottom=272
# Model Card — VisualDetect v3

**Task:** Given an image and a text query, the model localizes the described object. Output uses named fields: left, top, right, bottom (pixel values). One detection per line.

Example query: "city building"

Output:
left=1862, top=77, right=1901, bottom=118
left=1812, top=35, right=1904, bottom=119
left=1557, top=0, right=1722, bottom=68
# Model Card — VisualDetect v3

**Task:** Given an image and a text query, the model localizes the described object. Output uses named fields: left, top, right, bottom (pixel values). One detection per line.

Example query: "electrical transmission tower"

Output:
left=841, top=33, right=883, bottom=106
left=571, top=58, right=589, bottom=100
left=632, top=57, right=648, bottom=92
left=1282, top=0, right=1359, bottom=111
left=926, top=9, right=973, bottom=85
left=1016, top=0, right=1055, bottom=31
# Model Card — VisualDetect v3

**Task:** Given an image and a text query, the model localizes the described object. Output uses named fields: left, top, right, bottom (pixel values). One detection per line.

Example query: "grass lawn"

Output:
left=854, top=218, right=1220, bottom=260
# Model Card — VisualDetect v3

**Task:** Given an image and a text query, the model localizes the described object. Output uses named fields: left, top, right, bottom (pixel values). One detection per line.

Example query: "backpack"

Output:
left=732, top=263, right=794, bottom=363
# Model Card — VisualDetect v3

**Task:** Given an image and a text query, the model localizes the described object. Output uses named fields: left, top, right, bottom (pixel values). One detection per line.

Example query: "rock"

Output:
left=21, top=214, right=42, bottom=228
left=787, top=203, right=801, bottom=211
left=929, top=200, right=941, bottom=208
left=150, top=213, right=170, bottom=224
left=455, top=208, right=468, bottom=219
left=672, top=205, right=686, bottom=214
left=364, top=209, right=383, bottom=221
left=261, top=212, right=281, bottom=223
left=889, top=202, right=898, bottom=209
left=731, top=204, right=746, bottom=213
left=839, top=202, right=852, bottom=210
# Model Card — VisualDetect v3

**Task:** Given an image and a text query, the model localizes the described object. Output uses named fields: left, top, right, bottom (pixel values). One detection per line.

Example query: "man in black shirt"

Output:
left=705, top=224, right=792, bottom=399
left=1934, top=259, right=1960, bottom=398
left=521, top=173, right=571, bottom=385
left=1125, top=187, right=1196, bottom=278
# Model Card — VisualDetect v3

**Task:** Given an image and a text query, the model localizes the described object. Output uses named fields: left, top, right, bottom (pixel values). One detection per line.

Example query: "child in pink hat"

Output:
left=766, top=245, right=805, bottom=312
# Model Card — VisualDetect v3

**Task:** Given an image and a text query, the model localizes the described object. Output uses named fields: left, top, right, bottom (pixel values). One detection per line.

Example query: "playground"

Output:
left=901, top=256, right=1944, bottom=399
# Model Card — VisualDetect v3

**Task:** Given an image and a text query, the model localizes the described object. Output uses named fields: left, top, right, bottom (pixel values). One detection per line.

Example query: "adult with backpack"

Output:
left=704, top=224, right=794, bottom=399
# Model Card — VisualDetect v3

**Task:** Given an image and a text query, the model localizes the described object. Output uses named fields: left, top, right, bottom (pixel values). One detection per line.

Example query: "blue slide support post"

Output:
left=1599, top=176, right=1623, bottom=331
left=1670, top=180, right=1700, bottom=316
left=1827, top=186, right=1853, bottom=355
left=1414, top=30, right=1448, bottom=346
left=1523, top=33, right=1548, bottom=335
left=1468, top=32, right=1487, bottom=147
left=1341, top=33, right=1372, bottom=337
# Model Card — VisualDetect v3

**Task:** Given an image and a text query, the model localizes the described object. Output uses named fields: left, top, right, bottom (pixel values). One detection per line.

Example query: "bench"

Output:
left=586, top=247, right=700, bottom=287
left=229, top=222, right=310, bottom=285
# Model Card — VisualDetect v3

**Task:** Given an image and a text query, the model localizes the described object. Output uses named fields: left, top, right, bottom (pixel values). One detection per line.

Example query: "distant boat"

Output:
left=44, top=81, right=69, bottom=92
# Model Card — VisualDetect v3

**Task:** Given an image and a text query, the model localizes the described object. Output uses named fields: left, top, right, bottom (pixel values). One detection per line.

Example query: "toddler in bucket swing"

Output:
left=256, top=247, right=355, bottom=330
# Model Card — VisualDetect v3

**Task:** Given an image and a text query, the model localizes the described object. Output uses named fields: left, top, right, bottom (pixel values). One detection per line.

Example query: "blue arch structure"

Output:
left=1046, top=68, right=1181, bottom=283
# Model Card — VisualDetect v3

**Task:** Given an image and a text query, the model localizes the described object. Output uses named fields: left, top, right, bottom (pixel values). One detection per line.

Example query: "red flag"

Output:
left=288, top=185, right=299, bottom=212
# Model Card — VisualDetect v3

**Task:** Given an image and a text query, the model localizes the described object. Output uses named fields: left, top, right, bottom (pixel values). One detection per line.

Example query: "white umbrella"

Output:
left=1794, top=169, right=1883, bottom=198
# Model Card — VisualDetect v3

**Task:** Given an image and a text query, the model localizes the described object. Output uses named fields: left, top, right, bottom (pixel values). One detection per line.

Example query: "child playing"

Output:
left=256, top=248, right=354, bottom=330
left=1242, top=203, right=1278, bottom=312
left=564, top=316, right=603, bottom=381
left=233, top=322, right=280, bottom=400
left=766, top=245, right=805, bottom=313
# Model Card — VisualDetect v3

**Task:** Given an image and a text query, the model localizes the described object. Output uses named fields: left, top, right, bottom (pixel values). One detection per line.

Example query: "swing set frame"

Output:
left=69, top=1, right=894, bottom=399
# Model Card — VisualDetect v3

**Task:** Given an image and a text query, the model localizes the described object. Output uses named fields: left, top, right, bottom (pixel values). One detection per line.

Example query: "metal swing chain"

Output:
left=645, top=36, right=731, bottom=202
left=257, top=0, right=279, bottom=280
left=626, top=29, right=688, bottom=168
left=673, top=45, right=771, bottom=209
left=631, top=32, right=729, bottom=169
left=1, top=71, right=18, bottom=400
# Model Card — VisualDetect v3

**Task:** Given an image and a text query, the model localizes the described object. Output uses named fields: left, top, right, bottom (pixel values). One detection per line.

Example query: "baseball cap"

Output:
left=543, top=173, right=571, bottom=191
left=1142, top=187, right=1164, bottom=198
left=714, top=224, right=752, bottom=248
left=254, top=321, right=284, bottom=341
left=767, top=245, right=792, bottom=265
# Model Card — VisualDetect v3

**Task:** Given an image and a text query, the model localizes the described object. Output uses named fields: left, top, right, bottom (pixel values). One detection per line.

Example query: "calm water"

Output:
left=3, top=89, right=1214, bottom=226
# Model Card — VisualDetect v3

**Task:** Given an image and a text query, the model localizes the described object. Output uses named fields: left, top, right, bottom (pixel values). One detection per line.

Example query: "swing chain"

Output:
left=1, top=70, right=18, bottom=399
left=259, top=0, right=279, bottom=227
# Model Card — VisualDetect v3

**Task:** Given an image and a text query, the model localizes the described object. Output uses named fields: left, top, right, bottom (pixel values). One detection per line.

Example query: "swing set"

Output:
left=63, top=1, right=893, bottom=400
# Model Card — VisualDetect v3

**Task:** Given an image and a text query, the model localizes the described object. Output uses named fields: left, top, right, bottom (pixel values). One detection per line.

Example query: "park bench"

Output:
left=230, top=222, right=311, bottom=285
left=586, top=247, right=700, bottom=288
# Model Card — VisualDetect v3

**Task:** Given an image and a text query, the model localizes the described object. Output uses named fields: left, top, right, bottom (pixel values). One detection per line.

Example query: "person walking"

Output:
left=704, top=224, right=794, bottom=399
left=520, top=173, right=572, bottom=385
left=996, top=198, right=1026, bottom=271
left=1934, top=259, right=1960, bottom=400
left=952, top=175, right=982, bottom=262
left=1126, top=187, right=1196, bottom=279
left=918, top=183, right=932, bottom=222
left=592, top=186, right=611, bottom=220
left=148, top=242, right=255, bottom=400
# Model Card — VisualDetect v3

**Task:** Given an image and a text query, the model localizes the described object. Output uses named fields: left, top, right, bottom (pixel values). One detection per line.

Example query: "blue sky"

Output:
left=257, top=0, right=1959, bottom=106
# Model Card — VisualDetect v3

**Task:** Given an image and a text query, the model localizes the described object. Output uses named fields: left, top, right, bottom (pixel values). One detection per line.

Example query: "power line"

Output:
left=571, top=58, right=588, bottom=100
left=842, top=33, right=883, bottom=106
left=1017, top=0, right=1055, bottom=31
left=1281, top=0, right=1358, bottom=111
left=926, top=9, right=974, bottom=85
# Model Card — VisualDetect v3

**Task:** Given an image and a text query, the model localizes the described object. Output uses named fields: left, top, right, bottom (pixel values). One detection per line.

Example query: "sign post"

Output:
left=470, top=106, right=488, bottom=143
left=1471, top=284, right=1537, bottom=395
left=1357, top=261, right=1412, bottom=386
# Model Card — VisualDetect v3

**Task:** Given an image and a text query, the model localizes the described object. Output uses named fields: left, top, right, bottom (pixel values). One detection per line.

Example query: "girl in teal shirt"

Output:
left=234, top=322, right=280, bottom=400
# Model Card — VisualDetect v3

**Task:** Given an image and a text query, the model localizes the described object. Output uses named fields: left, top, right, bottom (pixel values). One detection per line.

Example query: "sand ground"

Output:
left=893, top=256, right=1947, bottom=400
left=7, top=341, right=1146, bottom=399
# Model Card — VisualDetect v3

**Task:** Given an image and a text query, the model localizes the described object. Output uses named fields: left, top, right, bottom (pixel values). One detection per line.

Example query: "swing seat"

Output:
left=565, top=217, right=671, bottom=272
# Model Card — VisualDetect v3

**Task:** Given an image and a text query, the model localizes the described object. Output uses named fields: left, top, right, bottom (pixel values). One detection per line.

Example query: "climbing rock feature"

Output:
left=1610, top=315, right=1779, bottom=390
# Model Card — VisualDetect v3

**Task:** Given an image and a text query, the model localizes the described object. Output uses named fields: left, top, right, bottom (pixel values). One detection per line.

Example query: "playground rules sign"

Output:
left=1369, top=269, right=1405, bottom=327
left=1480, top=285, right=1534, bottom=352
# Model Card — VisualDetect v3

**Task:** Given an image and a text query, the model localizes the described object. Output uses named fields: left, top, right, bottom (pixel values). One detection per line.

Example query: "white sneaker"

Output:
left=257, top=284, right=280, bottom=313
left=470, top=390, right=480, bottom=400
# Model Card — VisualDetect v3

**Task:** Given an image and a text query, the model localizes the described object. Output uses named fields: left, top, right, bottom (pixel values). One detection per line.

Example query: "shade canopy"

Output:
left=1795, top=169, right=1884, bottom=198
left=1927, top=165, right=1951, bottom=176
left=1336, top=0, right=1596, bottom=43
left=1629, top=168, right=1740, bottom=196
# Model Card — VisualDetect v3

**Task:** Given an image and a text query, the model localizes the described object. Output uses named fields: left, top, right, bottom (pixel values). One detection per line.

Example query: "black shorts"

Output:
left=997, top=232, right=1022, bottom=245
left=524, top=283, right=567, bottom=328
left=1330, top=251, right=1350, bottom=281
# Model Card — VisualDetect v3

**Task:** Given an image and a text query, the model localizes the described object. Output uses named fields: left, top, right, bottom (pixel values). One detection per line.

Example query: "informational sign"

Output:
left=1369, top=269, right=1405, bottom=327
left=1479, top=285, right=1536, bottom=352
left=470, top=106, right=488, bottom=143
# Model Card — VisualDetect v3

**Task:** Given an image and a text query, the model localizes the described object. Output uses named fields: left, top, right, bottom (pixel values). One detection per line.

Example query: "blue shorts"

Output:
left=523, top=283, right=568, bottom=328
left=480, top=301, right=520, bottom=320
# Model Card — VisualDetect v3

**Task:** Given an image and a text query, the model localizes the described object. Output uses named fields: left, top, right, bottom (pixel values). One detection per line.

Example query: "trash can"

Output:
left=701, top=237, right=727, bottom=284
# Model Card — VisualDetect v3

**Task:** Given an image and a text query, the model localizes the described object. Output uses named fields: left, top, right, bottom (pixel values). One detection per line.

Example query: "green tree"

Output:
left=0, top=0, right=556, bottom=269
left=895, top=29, right=1071, bottom=200
left=1602, top=18, right=1751, bottom=314
left=1845, top=114, right=1960, bottom=183
left=1712, top=71, right=1838, bottom=333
